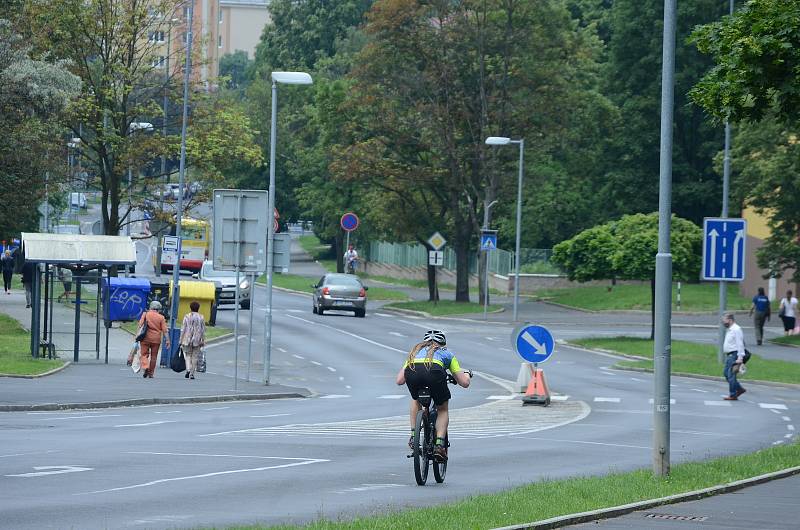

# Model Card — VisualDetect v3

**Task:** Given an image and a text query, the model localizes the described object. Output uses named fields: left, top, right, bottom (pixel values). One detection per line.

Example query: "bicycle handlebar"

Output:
left=447, top=370, right=473, bottom=385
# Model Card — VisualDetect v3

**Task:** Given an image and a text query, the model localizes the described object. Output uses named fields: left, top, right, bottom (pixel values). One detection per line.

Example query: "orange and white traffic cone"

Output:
left=522, top=365, right=550, bottom=406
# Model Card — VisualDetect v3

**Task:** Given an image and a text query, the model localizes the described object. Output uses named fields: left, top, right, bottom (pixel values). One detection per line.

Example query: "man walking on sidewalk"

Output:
left=749, top=287, right=771, bottom=345
left=722, top=313, right=747, bottom=401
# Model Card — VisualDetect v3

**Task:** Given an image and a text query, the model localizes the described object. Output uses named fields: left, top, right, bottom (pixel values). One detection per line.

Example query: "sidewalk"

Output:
left=0, top=280, right=309, bottom=411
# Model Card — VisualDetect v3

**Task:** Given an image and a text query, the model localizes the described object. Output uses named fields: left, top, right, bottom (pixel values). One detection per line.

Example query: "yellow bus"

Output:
left=158, top=217, right=210, bottom=273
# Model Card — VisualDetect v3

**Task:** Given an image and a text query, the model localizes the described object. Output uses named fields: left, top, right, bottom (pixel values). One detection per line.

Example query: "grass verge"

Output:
left=572, top=336, right=800, bottom=385
left=532, top=283, right=753, bottom=312
left=770, top=335, right=800, bottom=347
left=359, top=273, right=506, bottom=297
left=0, top=314, right=64, bottom=375
left=231, top=441, right=800, bottom=530
left=383, top=300, right=501, bottom=316
left=298, top=234, right=336, bottom=272
left=120, top=320, right=231, bottom=340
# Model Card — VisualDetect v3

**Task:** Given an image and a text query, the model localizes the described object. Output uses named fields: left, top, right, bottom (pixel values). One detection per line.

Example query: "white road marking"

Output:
left=203, top=407, right=229, bottom=411
left=115, top=421, right=176, bottom=428
left=485, top=337, right=496, bottom=341
left=487, top=395, right=516, bottom=400
left=600, top=371, right=616, bottom=376
left=786, top=434, right=794, bottom=439
left=336, top=483, right=405, bottom=493
left=345, top=385, right=352, bottom=389
left=500, top=347, right=512, bottom=352
left=7, top=465, right=93, bottom=477
left=278, top=347, right=288, bottom=353
left=375, top=313, right=393, bottom=318
left=629, top=377, right=645, bottom=382
left=377, top=395, right=406, bottom=400
left=788, top=425, right=795, bottom=431
left=389, top=332, right=405, bottom=338
left=760, top=403, right=788, bottom=410
left=510, top=436, right=652, bottom=451
left=782, top=416, right=791, bottom=422
left=691, top=388, right=709, bottom=393
left=319, top=394, right=350, bottom=399
left=648, top=399, right=676, bottom=404
left=249, top=413, right=292, bottom=418
left=292, top=354, right=305, bottom=360
left=769, top=409, right=782, bottom=414
left=0, top=450, right=60, bottom=459
left=310, top=361, right=322, bottom=366
left=154, top=410, right=182, bottom=414
left=704, top=401, right=732, bottom=407
left=594, top=397, right=621, bottom=403
left=472, top=370, right=517, bottom=393
left=327, top=366, right=337, bottom=372
left=205, top=336, right=246, bottom=348
left=38, top=414, right=121, bottom=420
left=550, top=395, right=570, bottom=402
left=286, top=310, right=303, bottom=313
left=338, top=376, right=344, bottom=381
left=76, top=455, right=329, bottom=495
left=286, top=314, right=405, bottom=353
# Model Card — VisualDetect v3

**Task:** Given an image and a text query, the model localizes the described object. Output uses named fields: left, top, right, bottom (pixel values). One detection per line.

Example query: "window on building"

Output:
left=218, top=9, right=223, bottom=24
left=148, top=31, right=166, bottom=43
left=150, top=56, right=166, bottom=69
left=218, top=35, right=222, bottom=48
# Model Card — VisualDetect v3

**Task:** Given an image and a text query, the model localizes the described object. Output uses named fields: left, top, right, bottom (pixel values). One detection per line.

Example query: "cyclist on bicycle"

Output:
left=395, top=330, right=471, bottom=461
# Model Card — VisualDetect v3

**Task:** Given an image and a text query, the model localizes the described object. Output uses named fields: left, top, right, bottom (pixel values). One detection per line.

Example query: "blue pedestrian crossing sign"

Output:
left=702, top=218, right=747, bottom=281
left=480, top=231, right=497, bottom=252
left=511, top=323, right=555, bottom=364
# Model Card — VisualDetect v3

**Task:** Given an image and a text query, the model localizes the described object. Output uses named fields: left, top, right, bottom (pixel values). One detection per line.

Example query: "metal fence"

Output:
left=367, top=241, right=560, bottom=275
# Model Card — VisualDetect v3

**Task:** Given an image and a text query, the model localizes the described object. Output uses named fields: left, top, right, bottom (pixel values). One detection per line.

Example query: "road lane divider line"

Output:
left=293, top=354, right=305, bottom=359
left=75, top=456, right=329, bottom=495
left=310, top=361, right=322, bottom=366
left=249, top=413, right=292, bottom=418
left=704, top=400, right=732, bottom=407
left=782, top=416, right=791, bottom=421
left=38, top=414, right=122, bottom=420
left=594, top=397, right=621, bottom=403
left=760, top=403, right=788, bottom=410
left=115, top=420, right=176, bottom=428
left=377, top=395, right=406, bottom=399
left=285, top=314, right=406, bottom=353
left=327, top=366, right=337, bottom=372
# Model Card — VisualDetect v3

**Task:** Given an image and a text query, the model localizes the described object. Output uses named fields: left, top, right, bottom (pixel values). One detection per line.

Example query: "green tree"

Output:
left=0, top=20, right=80, bottom=238
left=24, top=0, right=262, bottom=235
left=219, top=50, right=253, bottom=91
left=690, top=0, right=800, bottom=283
left=553, top=213, right=702, bottom=337
left=600, top=0, right=728, bottom=225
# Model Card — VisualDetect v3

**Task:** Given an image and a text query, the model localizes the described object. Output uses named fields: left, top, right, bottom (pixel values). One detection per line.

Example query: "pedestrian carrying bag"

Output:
left=197, top=348, right=206, bottom=373
left=135, top=314, right=149, bottom=342
left=170, top=347, right=186, bottom=373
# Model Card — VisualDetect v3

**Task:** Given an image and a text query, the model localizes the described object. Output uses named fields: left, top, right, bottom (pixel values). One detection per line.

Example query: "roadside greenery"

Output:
left=233, top=441, right=800, bottom=530
left=770, top=335, right=800, bottom=347
left=297, top=235, right=336, bottom=272
left=0, top=314, right=64, bottom=375
left=257, top=273, right=407, bottom=301
left=572, top=337, right=800, bottom=385
left=383, top=300, right=501, bottom=317
left=533, top=283, right=751, bottom=312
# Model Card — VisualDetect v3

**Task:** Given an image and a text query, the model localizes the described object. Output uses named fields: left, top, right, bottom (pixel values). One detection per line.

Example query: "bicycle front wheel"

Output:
left=413, top=410, right=429, bottom=485
left=433, top=434, right=448, bottom=483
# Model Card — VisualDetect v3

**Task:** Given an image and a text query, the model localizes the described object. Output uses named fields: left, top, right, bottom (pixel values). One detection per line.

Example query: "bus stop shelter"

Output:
left=21, top=233, right=136, bottom=362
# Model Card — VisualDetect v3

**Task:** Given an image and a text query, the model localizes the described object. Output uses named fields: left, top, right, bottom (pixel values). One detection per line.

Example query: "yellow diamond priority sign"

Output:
left=427, top=231, right=447, bottom=251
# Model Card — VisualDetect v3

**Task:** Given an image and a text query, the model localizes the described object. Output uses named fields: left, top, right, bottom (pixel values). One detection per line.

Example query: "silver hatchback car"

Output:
left=312, top=273, right=368, bottom=317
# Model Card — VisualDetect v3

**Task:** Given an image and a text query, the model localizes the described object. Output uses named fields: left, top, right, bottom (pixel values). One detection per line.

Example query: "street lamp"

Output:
left=264, top=71, right=313, bottom=385
left=485, top=136, right=525, bottom=321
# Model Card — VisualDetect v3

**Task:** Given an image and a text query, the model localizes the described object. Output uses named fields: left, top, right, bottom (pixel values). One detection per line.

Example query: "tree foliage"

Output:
left=0, top=19, right=80, bottom=238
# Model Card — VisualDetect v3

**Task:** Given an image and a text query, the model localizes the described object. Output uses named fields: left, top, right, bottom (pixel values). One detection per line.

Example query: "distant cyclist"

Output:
left=343, top=244, right=358, bottom=274
left=395, top=330, right=471, bottom=461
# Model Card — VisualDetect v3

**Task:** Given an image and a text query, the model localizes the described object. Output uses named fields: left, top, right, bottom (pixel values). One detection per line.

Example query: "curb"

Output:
left=767, top=339, right=800, bottom=349
left=0, top=361, right=72, bottom=379
left=0, top=391, right=309, bottom=412
left=254, top=281, right=311, bottom=297
left=537, top=299, right=750, bottom=317
left=492, top=465, right=800, bottom=530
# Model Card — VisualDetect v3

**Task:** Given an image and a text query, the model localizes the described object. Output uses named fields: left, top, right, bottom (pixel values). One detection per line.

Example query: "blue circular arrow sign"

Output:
left=340, top=212, right=359, bottom=232
left=511, top=323, right=555, bottom=363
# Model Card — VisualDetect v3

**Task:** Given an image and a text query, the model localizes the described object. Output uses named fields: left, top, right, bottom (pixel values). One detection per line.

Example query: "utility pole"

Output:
left=653, top=0, right=677, bottom=478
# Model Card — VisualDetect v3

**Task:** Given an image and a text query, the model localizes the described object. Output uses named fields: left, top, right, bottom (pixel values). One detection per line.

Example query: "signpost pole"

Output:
left=483, top=256, right=489, bottom=321
left=233, top=194, right=242, bottom=391
left=246, top=272, right=255, bottom=382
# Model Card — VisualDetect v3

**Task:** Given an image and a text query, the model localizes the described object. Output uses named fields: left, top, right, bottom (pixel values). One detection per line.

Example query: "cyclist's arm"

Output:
left=396, top=363, right=408, bottom=385
left=448, top=357, right=471, bottom=388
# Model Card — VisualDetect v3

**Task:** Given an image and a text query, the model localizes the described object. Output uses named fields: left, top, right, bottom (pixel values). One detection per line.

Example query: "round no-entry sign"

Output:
left=340, top=212, right=359, bottom=232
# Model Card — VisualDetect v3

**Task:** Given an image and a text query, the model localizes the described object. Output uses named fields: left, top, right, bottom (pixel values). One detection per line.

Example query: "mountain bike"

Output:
left=408, top=371, right=471, bottom=485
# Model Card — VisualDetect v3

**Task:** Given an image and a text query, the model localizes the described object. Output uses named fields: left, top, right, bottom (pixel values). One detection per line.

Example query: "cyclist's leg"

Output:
left=434, top=400, right=449, bottom=441
left=409, top=398, right=421, bottom=429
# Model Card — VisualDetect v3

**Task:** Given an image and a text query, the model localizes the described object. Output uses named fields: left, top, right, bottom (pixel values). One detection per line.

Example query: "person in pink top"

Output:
left=179, top=301, right=206, bottom=380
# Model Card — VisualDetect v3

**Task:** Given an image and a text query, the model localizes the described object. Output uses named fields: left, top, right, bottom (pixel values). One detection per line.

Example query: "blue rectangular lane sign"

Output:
left=702, top=218, right=747, bottom=281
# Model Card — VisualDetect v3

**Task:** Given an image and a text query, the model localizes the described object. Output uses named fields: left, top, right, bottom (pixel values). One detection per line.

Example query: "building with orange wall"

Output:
left=740, top=207, right=798, bottom=302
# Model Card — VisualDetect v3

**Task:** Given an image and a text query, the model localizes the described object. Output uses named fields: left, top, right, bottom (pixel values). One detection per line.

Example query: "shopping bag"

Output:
left=170, top=347, right=186, bottom=373
left=127, top=342, right=138, bottom=366
left=131, top=346, right=142, bottom=374
left=197, top=348, right=206, bottom=373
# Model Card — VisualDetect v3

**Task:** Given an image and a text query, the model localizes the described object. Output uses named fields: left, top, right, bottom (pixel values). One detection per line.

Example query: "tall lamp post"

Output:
left=264, top=71, right=313, bottom=385
left=485, top=136, right=525, bottom=321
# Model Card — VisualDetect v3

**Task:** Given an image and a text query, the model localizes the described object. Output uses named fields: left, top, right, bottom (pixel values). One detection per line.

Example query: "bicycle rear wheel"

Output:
left=413, top=410, right=430, bottom=485
left=433, top=434, right=448, bottom=483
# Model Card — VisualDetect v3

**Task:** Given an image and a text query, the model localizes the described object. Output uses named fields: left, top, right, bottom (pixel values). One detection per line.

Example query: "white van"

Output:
left=69, top=192, right=87, bottom=209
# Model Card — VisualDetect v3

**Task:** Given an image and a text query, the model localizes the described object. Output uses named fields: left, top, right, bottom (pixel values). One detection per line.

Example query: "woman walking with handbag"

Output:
left=137, top=301, right=170, bottom=378
left=179, top=301, right=206, bottom=380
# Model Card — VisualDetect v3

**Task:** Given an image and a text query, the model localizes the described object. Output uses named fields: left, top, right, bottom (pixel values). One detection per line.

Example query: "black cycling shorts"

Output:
left=405, top=363, right=450, bottom=406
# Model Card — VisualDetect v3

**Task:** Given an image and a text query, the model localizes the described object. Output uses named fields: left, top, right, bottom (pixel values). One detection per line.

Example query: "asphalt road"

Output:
left=1, top=283, right=798, bottom=529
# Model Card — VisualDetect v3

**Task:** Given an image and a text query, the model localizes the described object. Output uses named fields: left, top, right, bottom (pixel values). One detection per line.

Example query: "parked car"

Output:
left=69, top=192, right=87, bottom=209
left=312, top=273, right=368, bottom=317
left=194, top=260, right=251, bottom=309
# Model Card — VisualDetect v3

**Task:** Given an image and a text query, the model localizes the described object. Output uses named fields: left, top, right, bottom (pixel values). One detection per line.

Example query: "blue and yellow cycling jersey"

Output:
left=403, top=346, right=462, bottom=373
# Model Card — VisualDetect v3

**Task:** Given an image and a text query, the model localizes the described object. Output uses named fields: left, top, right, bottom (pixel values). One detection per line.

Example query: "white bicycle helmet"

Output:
left=423, top=330, right=446, bottom=345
